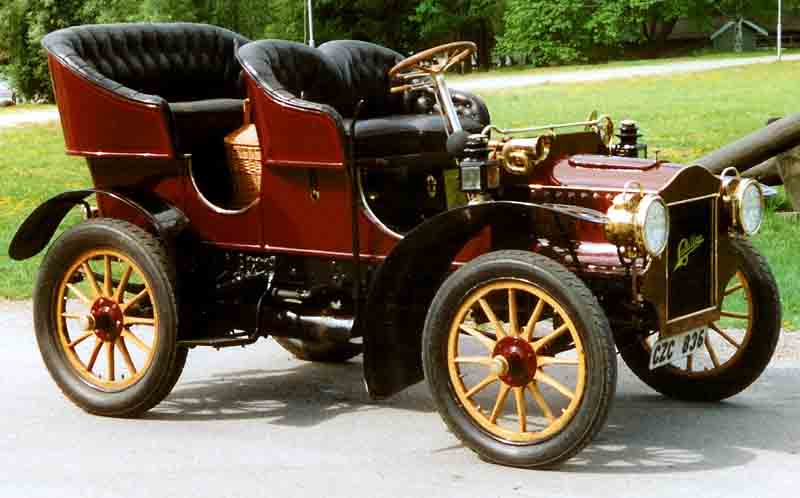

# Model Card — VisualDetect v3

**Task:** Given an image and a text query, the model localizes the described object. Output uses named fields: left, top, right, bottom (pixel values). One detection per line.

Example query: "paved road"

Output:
left=1, top=300, right=798, bottom=498
left=452, top=54, right=800, bottom=92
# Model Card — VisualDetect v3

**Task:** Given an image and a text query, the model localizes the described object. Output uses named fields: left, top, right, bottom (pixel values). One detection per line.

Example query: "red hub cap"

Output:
left=90, top=297, right=124, bottom=342
left=493, top=336, right=538, bottom=387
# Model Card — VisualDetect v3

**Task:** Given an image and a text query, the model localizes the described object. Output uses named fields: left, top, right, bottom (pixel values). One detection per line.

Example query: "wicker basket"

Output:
left=224, top=99, right=262, bottom=209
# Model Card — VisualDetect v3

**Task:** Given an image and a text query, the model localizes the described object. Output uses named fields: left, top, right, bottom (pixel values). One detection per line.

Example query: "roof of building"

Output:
left=710, top=19, right=770, bottom=40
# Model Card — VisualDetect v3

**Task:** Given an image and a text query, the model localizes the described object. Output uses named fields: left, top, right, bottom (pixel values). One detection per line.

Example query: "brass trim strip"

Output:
left=187, top=158, right=260, bottom=215
left=666, top=305, right=719, bottom=325
left=667, top=193, right=719, bottom=207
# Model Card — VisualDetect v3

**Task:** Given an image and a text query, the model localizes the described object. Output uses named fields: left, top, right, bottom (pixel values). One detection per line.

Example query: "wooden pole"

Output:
left=778, top=0, right=783, bottom=61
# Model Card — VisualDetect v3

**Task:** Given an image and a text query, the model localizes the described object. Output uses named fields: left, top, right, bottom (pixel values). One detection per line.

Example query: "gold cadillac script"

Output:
left=673, top=235, right=705, bottom=271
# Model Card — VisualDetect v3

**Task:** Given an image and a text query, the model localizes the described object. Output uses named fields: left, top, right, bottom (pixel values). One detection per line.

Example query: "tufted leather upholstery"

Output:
left=43, top=23, right=250, bottom=154
left=240, top=39, right=491, bottom=160
left=42, top=23, right=250, bottom=104
left=318, top=40, right=405, bottom=119
left=236, top=40, right=342, bottom=107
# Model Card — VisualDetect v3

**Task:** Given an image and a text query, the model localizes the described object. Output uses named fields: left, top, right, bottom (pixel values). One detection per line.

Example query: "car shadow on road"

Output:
left=147, top=357, right=436, bottom=426
left=149, top=359, right=800, bottom=474
left=560, top=365, right=800, bottom=474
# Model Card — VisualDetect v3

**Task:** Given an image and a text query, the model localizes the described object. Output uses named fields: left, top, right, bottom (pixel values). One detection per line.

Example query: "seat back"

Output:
left=236, top=40, right=342, bottom=105
left=317, top=40, right=405, bottom=119
left=42, top=23, right=249, bottom=102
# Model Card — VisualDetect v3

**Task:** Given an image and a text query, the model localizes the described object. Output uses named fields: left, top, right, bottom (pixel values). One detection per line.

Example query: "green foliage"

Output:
left=0, top=0, right=88, bottom=101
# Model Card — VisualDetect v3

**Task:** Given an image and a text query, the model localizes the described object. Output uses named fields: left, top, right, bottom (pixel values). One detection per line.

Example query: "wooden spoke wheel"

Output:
left=34, top=219, right=186, bottom=417
left=619, top=238, right=781, bottom=402
left=423, top=251, right=616, bottom=468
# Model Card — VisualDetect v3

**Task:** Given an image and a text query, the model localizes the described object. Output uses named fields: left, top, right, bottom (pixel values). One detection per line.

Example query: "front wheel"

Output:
left=423, top=250, right=617, bottom=468
left=34, top=219, right=186, bottom=417
left=619, top=238, right=781, bottom=401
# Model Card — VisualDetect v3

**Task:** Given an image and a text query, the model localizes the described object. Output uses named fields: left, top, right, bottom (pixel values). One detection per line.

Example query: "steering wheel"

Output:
left=389, top=42, right=477, bottom=94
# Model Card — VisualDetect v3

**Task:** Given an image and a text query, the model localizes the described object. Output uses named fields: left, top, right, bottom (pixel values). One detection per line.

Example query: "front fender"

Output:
left=359, top=201, right=607, bottom=399
left=8, top=189, right=188, bottom=261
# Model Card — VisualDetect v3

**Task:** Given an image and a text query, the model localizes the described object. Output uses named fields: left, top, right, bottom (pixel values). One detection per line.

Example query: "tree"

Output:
left=411, top=0, right=504, bottom=70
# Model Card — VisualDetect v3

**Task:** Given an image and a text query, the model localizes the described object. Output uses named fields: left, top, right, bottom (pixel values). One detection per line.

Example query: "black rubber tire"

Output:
left=33, top=219, right=186, bottom=417
left=423, top=250, right=617, bottom=468
left=619, top=238, right=781, bottom=402
left=273, top=337, right=362, bottom=363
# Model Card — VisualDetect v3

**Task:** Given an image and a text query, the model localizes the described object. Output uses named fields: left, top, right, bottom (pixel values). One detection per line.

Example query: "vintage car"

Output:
left=9, top=23, right=787, bottom=468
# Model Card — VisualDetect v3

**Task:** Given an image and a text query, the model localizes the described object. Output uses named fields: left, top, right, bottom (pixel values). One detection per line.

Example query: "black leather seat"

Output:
left=238, top=39, right=490, bottom=160
left=42, top=23, right=250, bottom=153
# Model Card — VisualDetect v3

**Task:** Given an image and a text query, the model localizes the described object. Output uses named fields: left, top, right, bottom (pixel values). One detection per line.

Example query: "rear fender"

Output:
left=8, top=189, right=188, bottom=261
left=359, top=201, right=607, bottom=398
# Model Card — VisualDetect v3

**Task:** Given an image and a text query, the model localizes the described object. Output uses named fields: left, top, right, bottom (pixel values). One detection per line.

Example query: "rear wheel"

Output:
left=619, top=238, right=781, bottom=401
left=34, top=219, right=186, bottom=417
left=423, top=251, right=616, bottom=468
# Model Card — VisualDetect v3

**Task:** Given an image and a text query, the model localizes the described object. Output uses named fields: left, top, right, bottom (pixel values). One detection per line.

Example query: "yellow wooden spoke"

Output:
left=720, top=311, right=749, bottom=320
left=105, top=341, right=115, bottom=381
left=522, top=298, right=545, bottom=342
left=67, top=330, right=94, bottom=349
left=724, top=283, right=745, bottom=297
left=454, top=356, right=495, bottom=367
left=489, top=383, right=511, bottom=423
left=532, top=323, right=570, bottom=352
left=527, top=382, right=555, bottom=422
left=82, top=262, right=102, bottom=299
left=122, top=329, right=151, bottom=353
left=514, top=387, right=527, bottom=432
left=459, top=324, right=496, bottom=352
left=478, top=298, right=506, bottom=339
left=61, top=312, right=84, bottom=320
left=114, top=264, right=133, bottom=303
left=535, top=370, right=575, bottom=400
left=709, top=322, right=742, bottom=349
left=124, top=316, right=156, bottom=326
left=465, top=373, right=498, bottom=399
left=86, top=338, right=103, bottom=373
left=116, top=337, right=137, bottom=375
left=103, top=255, right=113, bottom=297
left=122, top=289, right=149, bottom=312
left=508, top=289, right=519, bottom=337
left=538, top=356, right=579, bottom=367
left=66, top=284, right=93, bottom=306
left=705, top=335, right=721, bottom=368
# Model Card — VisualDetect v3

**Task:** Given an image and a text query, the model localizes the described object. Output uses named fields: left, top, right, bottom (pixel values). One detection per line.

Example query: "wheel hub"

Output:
left=493, top=336, right=537, bottom=387
left=90, top=297, right=124, bottom=342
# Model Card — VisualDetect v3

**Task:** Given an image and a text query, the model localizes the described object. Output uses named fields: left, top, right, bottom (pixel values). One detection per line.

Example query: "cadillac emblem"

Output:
left=673, top=234, right=705, bottom=272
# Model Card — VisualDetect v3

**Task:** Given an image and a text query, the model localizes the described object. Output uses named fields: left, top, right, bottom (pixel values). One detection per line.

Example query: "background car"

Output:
left=0, top=78, right=16, bottom=106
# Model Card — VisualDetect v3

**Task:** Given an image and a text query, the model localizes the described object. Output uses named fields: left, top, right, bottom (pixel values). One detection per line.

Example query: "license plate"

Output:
left=649, top=328, right=706, bottom=370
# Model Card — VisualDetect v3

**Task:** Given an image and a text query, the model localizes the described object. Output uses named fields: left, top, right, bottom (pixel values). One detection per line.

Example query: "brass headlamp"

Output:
left=720, top=167, right=764, bottom=236
left=606, top=184, right=670, bottom=258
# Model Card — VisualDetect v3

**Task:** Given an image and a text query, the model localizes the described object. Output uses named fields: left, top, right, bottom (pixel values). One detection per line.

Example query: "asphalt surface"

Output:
left=1, top=300, right=798, bottom=498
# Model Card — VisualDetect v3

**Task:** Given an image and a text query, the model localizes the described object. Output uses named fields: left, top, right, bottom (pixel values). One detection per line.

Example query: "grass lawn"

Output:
left=1, top=60, right=798, bottom=327
left=452, top=48, right=800, bottom=82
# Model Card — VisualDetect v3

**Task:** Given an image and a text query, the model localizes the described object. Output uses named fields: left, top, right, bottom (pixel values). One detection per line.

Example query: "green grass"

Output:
left=0, top=122, right=88, bottom=299
left=478, top=61, right=800, bottom=328
left=1, top=60, right=798, bottom=327
left=452, top=48, right=800, bottom=82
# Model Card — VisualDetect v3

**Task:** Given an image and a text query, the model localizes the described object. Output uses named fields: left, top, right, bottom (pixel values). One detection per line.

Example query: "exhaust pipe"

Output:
left=695, top=113, right=800, bottom=174
left=262, top=308, right=353, bottom=344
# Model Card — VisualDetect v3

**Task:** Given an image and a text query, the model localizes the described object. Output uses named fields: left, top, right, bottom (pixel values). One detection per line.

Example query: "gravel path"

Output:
left=453, top=54, right=800, bottom=92
left=0, top=54, right=798, bottom=130
left=0, top=108, right=59, bottom=127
